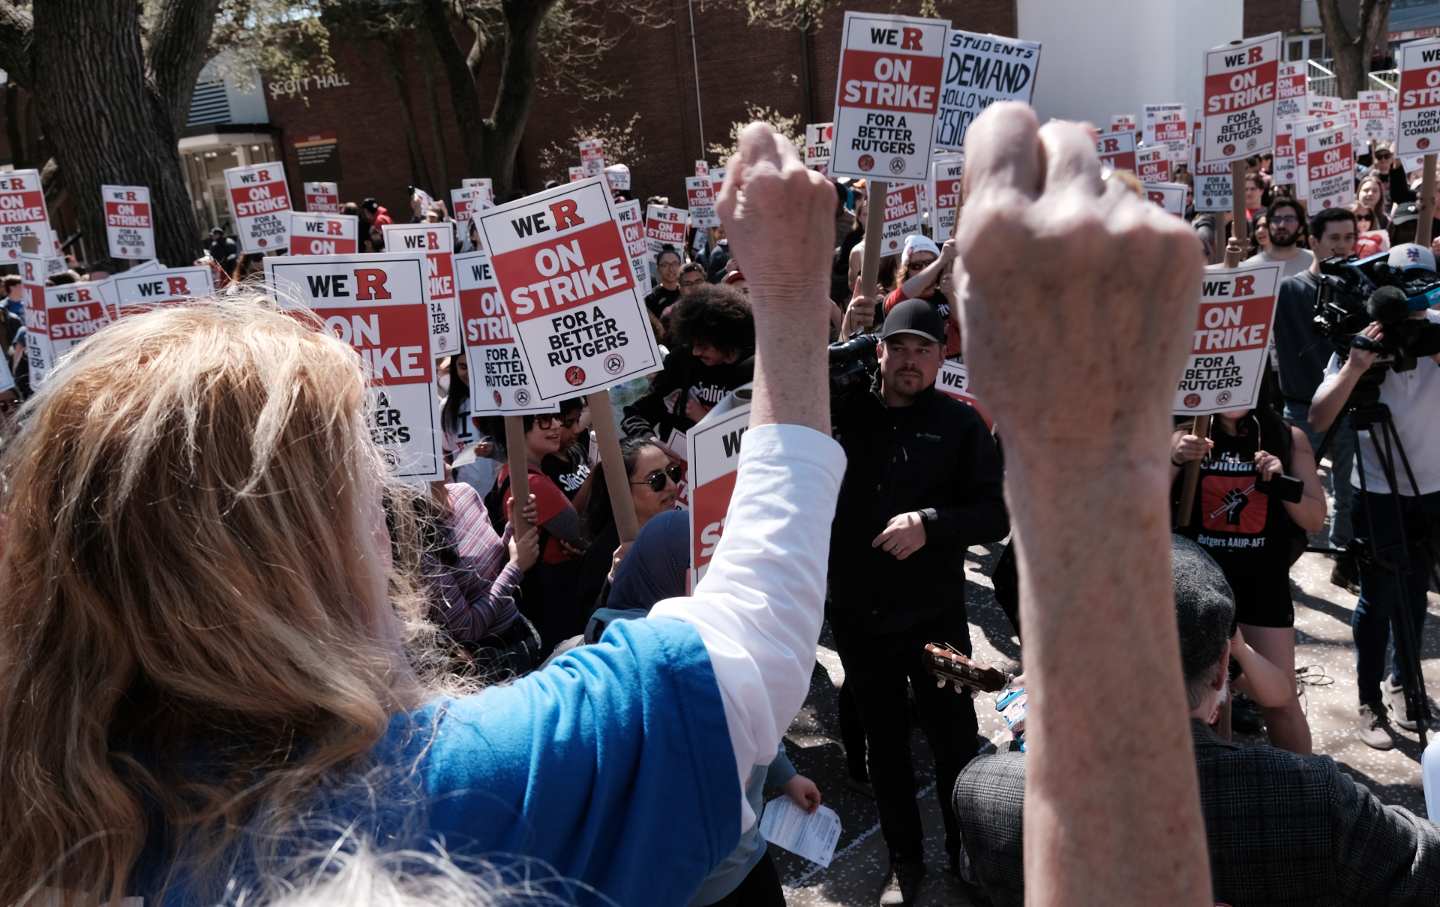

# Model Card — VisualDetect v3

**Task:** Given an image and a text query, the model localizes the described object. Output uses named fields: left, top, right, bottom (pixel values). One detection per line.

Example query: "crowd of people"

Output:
left=0, top=97, right=1439, bottom=907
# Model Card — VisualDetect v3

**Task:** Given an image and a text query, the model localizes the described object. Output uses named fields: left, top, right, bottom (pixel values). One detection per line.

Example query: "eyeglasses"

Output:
left=631, top=462, right=683, bottom=492
left=1270, top=215, right=1300, bottom=225
left=534, top=415, right=558, bottom=429
left=1375, top=152, right=1394, bottom=160
left=906, top=260, right=932, bottom=272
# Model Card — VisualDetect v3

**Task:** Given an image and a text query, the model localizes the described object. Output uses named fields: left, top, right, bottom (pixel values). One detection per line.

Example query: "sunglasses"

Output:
left=1376, top=152, right=1394, bottom=160
left=632, top=462, right=683, bottom=492
left=906, top=260, right=932, bottom=272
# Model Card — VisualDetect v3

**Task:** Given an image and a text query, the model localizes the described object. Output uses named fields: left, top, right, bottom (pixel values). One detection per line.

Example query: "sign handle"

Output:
left=859, top=179, right=889, bottom=315
left=586, top=389, right=641, bottom=543
left=1418, top=154, right=1437, bottom=248
left=503, top=415, right=531, bottom=539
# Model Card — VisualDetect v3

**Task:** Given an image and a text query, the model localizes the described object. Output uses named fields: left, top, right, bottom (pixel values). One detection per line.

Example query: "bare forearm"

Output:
left=1007, top=449, right=1210, bottom=906
left=748, top=288, right=831, bottom=435
left=1311, top=365, right=1362, bottom=432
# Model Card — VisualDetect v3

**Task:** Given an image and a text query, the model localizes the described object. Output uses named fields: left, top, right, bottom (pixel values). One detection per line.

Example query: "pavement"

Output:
left=770, top=540, right=1440, bottom=906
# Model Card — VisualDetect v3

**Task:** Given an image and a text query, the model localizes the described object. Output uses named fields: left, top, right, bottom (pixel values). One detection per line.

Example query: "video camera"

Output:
left=1314, top=253, right=1440, bottom=375
left=829, top=331, right=880, bottom=400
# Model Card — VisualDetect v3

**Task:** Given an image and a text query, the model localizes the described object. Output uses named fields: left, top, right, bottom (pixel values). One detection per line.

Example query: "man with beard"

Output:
left=1273, top=206, right=1359, bottom=591
left=1244, top=197, right=1313, bottom=280
left=828, top=297, right=1009, bottom=905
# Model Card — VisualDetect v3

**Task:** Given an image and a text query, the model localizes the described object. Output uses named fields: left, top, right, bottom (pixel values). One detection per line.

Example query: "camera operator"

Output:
left=1311, top=243, right=1440, bottom=748
left=1273, top=206, right=1360, bottom=590
left=828, top=296, right=1008, bottom=905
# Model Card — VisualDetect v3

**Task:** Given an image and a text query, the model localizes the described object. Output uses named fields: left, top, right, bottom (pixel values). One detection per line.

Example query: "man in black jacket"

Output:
left=829, top=297, right=1008, bottom=906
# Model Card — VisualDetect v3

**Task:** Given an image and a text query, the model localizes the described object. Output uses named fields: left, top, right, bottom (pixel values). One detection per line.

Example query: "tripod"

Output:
left=1317, top=398, right=1438, bottom=746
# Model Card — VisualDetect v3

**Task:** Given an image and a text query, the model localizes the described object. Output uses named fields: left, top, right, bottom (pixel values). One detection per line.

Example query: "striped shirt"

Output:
left=423, top=483, right=522, bottom=642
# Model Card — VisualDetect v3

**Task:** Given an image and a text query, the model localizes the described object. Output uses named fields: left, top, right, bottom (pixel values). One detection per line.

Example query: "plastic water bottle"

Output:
left=1424, top=733, right=1440, bottom=821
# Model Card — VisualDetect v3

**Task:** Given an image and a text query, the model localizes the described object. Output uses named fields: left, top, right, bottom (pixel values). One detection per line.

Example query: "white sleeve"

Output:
left=650, top=423, right=845, bottom=833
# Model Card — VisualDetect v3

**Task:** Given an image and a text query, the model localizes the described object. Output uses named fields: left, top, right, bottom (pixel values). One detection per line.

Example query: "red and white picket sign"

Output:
left=381, top=223, right=461, bottom=357
left=96, top=259, right=162, bottom=320
left=644, top=203, right=687, bottom=256
left=462, top=178, right=495, bottom=207
left=579, top=138, right=605, bottom=176
left=101, top=184, right=155, bottom=261
left=289, top=212, right=358, bottom=255
left=1143, top=182, right=1189, bottom=217
left=476, top=177, right=663, bottom=402
left=568, top=166, right=587, bottom=183
left=1307, top=94, right=1345, bottom=120
left=1276, top=61, right=1307, bottom=121
left=20, top=254, right=52, bottom=386
left=685, top=177, right=719, bottom=229
left=1398, top=38, right=1440, bottom=155
left=1274, top=122, right=1297, bottom=185
left=1143, top=104, right=1188, bottom=155
left=687, top=393, right=750, bottom=587
left=1108, top=114, right=1136, bottom=134
left=1305, top=122, right=1356, bottom=211
left=829, top=10, right=948, bottom=183
left=805, top=122, right=834, bottom=173
left=615, top=199, right=652, bottom=294
left=224, top=162, right=291, bottom=253
left=264, top=253, right=443, bottom=482
left=450, top=187, right=481, bottom=238
left=934, top=360, right=992, bottom=429
left=879, top=184, right=922, bottom=255
left=112, top=266, right=215, bottom=318
left=0, top=170, right=50, bottom=261
left=454, top=249, right=552, bottom=416
left=1358, top=90, right=1396, bottom=145
left=46, top=280, right=111, bottom=361
left=1095, top=129, right=1138, bottom=173
left=303, top=181, right=340, bottom=213
left=1175, top=263, right=1282, bottom=416
left=1136, top=147, right=1172, bottom=183
left=1200, top=32, right=1280, bottom=164
left=930, top=154, right=964, bottom=239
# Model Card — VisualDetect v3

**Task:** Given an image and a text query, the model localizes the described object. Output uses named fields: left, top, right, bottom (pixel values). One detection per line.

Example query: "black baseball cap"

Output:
left=881, top=297, right=944, bottom=344
left=1393, top=202, right=1420, bottom=227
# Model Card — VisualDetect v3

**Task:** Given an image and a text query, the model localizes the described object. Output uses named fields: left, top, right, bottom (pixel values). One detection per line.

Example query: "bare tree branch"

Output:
left=146, top=0, right=224, bottom=130
left=1360, top=0, right=1393, bottom=57
left=419, top=0, right=486, bottom=166
left=0, top=1, right=33, bottom=86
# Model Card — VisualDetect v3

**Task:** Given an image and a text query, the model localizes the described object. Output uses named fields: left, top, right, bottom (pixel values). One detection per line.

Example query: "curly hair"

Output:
left=668, top=285, right=754, bottom=356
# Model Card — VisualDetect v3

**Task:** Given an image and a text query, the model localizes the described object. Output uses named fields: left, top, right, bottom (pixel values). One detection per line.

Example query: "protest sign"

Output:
left=1108, top=114, right=1136, bottom=134
left=1358, top=89, right=1396, bottom=144
left=685, top=176, right=719, bottom=229
left=1276, top=61, right=1307, bottom=121
left=1175, top=263, right=1282, bottom=416
left=112, top=266, right=214, bottom=317
left=1136, top=146, right=1172, bottom=183
left=381, top=223, right=461, bottom=356
left=934, top=29, right=1041, bottom=151
left=1274, top=122, right=1297, bottom=185
left=645, top=203, right=687, bottom=256
left=97, top=259, right=162, bottom=320
left=568, top=166, right=587, bottom=183
left=830, top=10, right=948, bottom=183
left=289, top=212, right=359, bottom=255
left=450, top=186, right=484, bottom=237
left=454, top=249, right=552, bottom=416
left=0, top=170, right=49, bottom=261
left=1399, top=38, right=1440, bottom=155
left=1200, top=33, right=1280, bottom=164
left=695, top=160, right=710, bottom=177
left=462, top=178, right=495, bottom=206
left=579, top=138, right=605, bottom=176
left=1307, top=93, right=1345, bottom=120
left=602, top=164, right=630, bottom=193
left=1095, top=129, right=1137, bottom=173
left=687, top=393, right=750, bottom=586
left=101, top=185, right=155, bottom=261
left=1143, top=182, right=1189, bottom=217
left=1143, top=103, right=1189, bottom=153
left=615, top=199, right=652, bottom=294
left=225, top=162, right=291, bottom=253
left=20, top=254, right=51, bottom=387
left=45, top=279, right=110, bottom=361
left=475, top=177, right=663, bottom=401
left=805, top=122, right=834, bottom=173
left=1305, top=122, right=1356, bottom=211
left=303, top=180, right=340, bottom=213
left=1192, top=166, right=1233, bottom=213
left=933, top=360, right=992, bottom=428
left=880, top=184, right=922, bottom=255
left=264, top=253, right=444, bottom=482
left=930, top=154, right=964, bottom=240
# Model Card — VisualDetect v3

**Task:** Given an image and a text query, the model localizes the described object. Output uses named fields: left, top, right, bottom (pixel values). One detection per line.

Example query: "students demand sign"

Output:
left=100, top=185, right=156, bottom=261
left=264, top=253, right=445, bottom=482
left=289, top=212, right=359, bottom=255
left=934, top=29, right=1041, bottom=152
left=476, top=177, right=663, bottom=401
left=0, top=170, right=50, bottom=261
left=830, top=11, right=948, bottom=183
left=1398, top=38, right=1440, bottom=155
left=304, top=181, right=340, bottom=213
left=1175, top=263, right=1282, bottom=416
left=454, top=249, right=552, bottom=416
left=381, top=223, right=462, bottom=357
left=225, top=162, right=292, bottom=253
left=1201, top=33, right=1280, bottom=164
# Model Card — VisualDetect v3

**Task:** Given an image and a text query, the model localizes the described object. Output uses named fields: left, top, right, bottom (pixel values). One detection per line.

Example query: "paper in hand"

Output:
left=759, top=797, right=842, bottom=868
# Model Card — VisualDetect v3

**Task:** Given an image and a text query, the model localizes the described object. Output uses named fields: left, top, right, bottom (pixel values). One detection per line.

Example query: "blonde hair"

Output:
left=0, top=296, right=450, bottom=904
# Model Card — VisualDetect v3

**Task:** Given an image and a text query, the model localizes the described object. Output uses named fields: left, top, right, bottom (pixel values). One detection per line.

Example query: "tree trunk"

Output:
left=381, top=34, right=435, bottom=196
left=1331, top=42, right=1366, bottom=99
left=476, top=0, right=555, bottom=197
left=32, top=0, right=206, bottom=268
left=1316, top=0, right=1393, bottom=99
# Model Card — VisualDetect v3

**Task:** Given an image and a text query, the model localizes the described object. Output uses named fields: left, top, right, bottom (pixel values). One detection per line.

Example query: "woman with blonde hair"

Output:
left=0, top=124, right=845, bottom=906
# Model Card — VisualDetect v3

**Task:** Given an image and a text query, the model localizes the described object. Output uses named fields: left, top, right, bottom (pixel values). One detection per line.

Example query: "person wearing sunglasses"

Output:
left=882, top=233, right=962, bottom=358
left=540, top=397, right=593, bottom=501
